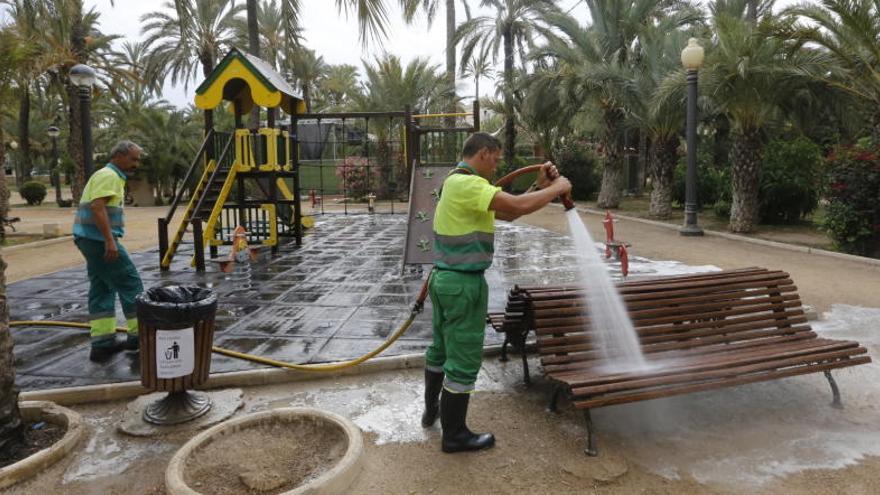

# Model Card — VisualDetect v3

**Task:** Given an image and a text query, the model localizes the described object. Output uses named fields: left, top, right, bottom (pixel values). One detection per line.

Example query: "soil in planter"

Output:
left=0, top=421, right=66, bottom=469
left=184, top=418, right=347, bottom=494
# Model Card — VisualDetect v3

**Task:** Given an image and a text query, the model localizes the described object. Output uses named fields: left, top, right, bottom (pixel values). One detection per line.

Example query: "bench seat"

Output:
left=492, top=267, right=872, bottom=455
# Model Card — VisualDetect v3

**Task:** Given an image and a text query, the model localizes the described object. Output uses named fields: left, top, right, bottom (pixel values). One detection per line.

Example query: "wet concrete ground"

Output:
left=8, top=214, right=716, bottom=392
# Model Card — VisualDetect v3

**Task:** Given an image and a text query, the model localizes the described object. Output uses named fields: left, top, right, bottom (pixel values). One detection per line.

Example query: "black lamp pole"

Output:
left=680, top=39, right=704, bottom=237
left=79, top=86, right=94, bottom=179
left=47, top=126, right=61, bottom=204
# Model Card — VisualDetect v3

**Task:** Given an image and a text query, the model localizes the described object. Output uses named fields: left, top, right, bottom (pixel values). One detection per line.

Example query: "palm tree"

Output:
left=461, top=39, right=493, bottom=100
left=400, top=0, right=473, bottom=115
left=38, top=0, right=120, bottom=204
left=535, top=1, right=693, bottom=208
left=0, top=22, right=30, bottom=459
left=2, top=0, right=43, bottom=188
left=286, top=48, right=327, bottom=113
left=142, top=0, right=243, bottom=135
left=787, top=0, right=880, bottom=143
left=356, top=54, right=447, bottom=112
left=315, top=64, right=362, bottom=111
left=456, top=0, right=560, bottom=167
left=691, top=6, right=826, bottom=232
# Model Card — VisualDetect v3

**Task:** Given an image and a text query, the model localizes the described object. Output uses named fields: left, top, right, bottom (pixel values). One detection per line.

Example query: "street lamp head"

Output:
left=69, top=63, right=97, bottom=88
left=681, top=38, right=705, bottom=71
left=47, top=125, right=60, bottom=138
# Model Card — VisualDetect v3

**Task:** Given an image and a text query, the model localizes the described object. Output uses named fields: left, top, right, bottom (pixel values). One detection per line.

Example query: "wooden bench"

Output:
left=491, top=267, right=872, bottom=455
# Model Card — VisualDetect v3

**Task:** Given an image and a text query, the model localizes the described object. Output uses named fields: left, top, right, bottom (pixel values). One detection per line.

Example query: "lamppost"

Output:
left=680, top=38, right=704, bottom=236
left=69, top=63, right=97, bottom=179
left=47, top=125, right=62, bottom=205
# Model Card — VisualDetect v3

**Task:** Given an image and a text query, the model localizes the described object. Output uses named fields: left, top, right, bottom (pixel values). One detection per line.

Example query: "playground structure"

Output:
left=158, top=48, right=479, bottom=272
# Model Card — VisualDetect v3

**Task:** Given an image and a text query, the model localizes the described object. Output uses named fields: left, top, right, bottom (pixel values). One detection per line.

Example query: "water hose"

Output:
left=11, top=166, right=569, bottom=372
left=9, top=272, right=433, bottom=373
left=493, top=163, right=576, bottom=210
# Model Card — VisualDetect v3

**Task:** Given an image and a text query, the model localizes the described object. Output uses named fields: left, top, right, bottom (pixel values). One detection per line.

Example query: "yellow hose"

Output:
left=10, top=314, right=419, bottom=372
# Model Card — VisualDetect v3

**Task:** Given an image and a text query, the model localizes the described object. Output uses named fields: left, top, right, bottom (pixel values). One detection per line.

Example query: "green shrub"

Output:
left=713, top=199, right=731, bottom=219
left=20, top=181, right=47, bottom=205
left=673, top=148, right=729, bottom=208
left=759, top=137, right=822, bottom=223
left=822, top=145, right=880, bottom=256
left=553, top=141, right=600, bottom=201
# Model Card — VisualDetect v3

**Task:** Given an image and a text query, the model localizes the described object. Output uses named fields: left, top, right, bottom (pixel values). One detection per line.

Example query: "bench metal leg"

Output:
left=824, top=370, right=843, bottom=409
left=548, top=385, right=563, bottom=413
left=583, top=409, right=598, bottom=456
left=500, top=335, right=509, bottom=362
left=521, top=350, right=531, bottom=386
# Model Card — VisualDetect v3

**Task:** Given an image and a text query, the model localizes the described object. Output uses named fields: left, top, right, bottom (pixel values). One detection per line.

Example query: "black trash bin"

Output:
left=136, top=285, right=218, bottom=425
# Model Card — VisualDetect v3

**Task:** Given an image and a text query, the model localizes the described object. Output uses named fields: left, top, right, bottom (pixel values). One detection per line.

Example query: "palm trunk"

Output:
left=649, top=135, right=678, bottom=219
left=444, top=0, right=457, bottom=160
left=872, top=108, right=880, bottom=145
left=0, top=254, right=23, bottom=457
left=596, top=108, right=624, bottom=208
left=0, top=139, right=8, bottom=242
left=729, top=127, right=763, bottom=233
left=502, top=28, right=515, bottom=167
left=201, top=58, right=215, bottom=140
left=16, top=87, right=31, bottom=189
left=68, top=10, right=88, bottom=204
left=445, top=0, right=456, bottom=111
left=635, top=128, right=647, bottom=197
left=302, top=84, right=311, bottom=113
left=247, top=0, right=261, bottom=130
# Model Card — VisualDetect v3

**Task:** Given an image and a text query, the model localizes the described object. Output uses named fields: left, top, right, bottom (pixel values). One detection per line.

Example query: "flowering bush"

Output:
left=823, top=145, right=880, bottom=257
left=335, top=156, right=376, bottom=201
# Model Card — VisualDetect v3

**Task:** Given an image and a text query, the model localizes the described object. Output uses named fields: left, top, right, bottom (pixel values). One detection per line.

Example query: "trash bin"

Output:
left=136, top=285, right=218, bottom=425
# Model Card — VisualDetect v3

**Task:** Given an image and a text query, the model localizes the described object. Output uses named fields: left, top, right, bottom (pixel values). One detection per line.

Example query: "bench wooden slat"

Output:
left=540, top=325, right=815, bottom=366
left=542, top=331, right=820, bottom=373
left=559, top=339, right=863, bottom=392
left=571, top=356, right=872, bottom=410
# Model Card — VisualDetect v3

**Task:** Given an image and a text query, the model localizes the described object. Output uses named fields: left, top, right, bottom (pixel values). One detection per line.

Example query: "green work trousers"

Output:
left=425, top=269, right=488, bottom=393
left=74, top=237, right=143, bottom=345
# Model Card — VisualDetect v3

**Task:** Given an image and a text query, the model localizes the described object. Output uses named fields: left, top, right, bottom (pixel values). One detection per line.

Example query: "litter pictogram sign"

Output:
left=155, top=329, right=195, bottom=379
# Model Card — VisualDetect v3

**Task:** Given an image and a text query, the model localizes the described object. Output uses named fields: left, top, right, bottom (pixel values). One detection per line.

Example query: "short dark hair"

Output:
left=461, top=132, right=501, bottom=158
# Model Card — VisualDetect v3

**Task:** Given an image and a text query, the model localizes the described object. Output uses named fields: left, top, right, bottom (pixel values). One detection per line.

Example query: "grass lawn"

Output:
left=583, top=195, right=835, bottom=251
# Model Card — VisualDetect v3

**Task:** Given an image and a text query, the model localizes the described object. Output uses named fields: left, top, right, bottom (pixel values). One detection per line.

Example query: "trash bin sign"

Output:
left=155, top=329, right=195, bottom=379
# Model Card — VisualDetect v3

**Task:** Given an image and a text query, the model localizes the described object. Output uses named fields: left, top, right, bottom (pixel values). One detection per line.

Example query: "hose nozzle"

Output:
left=561, top=193, right=575, bottom=211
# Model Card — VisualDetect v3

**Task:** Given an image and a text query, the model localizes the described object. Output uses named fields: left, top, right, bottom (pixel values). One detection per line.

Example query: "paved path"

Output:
left=6, top=206, right=880, bottom=392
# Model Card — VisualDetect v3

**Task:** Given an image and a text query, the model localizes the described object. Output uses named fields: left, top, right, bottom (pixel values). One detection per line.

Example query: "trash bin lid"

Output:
left=136, top=286, right=218, bottom=329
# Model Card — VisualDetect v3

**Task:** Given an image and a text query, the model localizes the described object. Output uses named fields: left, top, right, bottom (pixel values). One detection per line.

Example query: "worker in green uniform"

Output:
left=73, top=141, right=145, bottom=362
left=423, top=132, right=572, bottom=453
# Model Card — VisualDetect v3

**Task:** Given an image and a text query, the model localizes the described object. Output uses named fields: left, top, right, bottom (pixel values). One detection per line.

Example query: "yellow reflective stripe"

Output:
left=90, top=317, right=117, bottom=338
left=126, top=318, right=138, bottom=335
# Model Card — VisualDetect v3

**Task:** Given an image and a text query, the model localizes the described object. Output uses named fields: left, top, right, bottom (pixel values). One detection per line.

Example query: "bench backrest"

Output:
left=519, top=268, right=813, bottom=370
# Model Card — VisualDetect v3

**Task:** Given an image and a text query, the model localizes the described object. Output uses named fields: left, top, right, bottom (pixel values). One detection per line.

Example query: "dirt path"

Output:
left=2, top=206, right=180, bottom=283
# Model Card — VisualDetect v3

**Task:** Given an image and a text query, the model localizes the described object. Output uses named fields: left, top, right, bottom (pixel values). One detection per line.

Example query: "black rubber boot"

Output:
left=89, top=336, right=123, bottom=362
left=421, top=370, right=444, bottom=427
left=440, top=389, right=495, bottom=453
left=122, top=334, right=139, bottom=352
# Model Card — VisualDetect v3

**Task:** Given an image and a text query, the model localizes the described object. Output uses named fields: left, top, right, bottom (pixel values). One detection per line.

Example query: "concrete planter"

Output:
left=0, top=401, right=86, bottom=490
left=166, top=407, right=364, bottom=495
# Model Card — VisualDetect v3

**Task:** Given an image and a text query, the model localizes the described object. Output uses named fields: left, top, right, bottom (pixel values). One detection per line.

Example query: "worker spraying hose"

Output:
left=424, top=132, right=571, bottom=454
